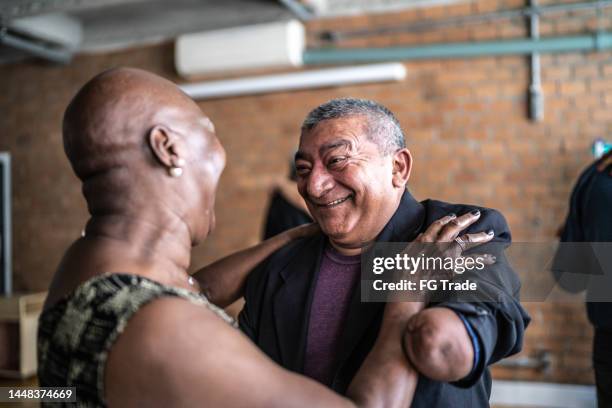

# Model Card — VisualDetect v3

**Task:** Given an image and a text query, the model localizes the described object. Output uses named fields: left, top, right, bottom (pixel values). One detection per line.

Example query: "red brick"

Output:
left=542, top=64, right=572, bottom=81
left=559, top=81, right=587, bottom=96
left=574, top=64, right=600, bottom=79
left=603, top=63, right=612, bottom=77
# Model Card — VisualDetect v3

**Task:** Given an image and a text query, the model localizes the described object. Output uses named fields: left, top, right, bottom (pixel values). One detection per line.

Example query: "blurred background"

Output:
left=1, top=0, right=611, bottom=406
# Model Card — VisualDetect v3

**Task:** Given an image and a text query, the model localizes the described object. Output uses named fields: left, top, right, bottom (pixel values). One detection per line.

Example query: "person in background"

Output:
left=263, top=159, right=312, bottom=240
left=552, top=151, right=612, bottom=408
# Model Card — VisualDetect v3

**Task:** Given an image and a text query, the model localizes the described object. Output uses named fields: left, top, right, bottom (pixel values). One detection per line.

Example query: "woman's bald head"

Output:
left=63, top=67, right=204, bottom=178
left=62, top=67, right=225, bottom=243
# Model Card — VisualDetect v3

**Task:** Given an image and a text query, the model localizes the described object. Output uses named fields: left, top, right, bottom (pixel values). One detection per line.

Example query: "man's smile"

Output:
left=312, top=194, right=353, bottom=208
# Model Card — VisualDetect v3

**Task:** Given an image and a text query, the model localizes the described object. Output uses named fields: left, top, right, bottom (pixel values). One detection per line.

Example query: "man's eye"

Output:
left=328, top=157, right=347, bottom=166
left=296, top=167, right=310, bottom=175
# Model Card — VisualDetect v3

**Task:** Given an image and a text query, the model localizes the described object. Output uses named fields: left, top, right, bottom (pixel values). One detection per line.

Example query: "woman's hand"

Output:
left=386, top=210, right=496, bottom=306
left=383, top=209, right=496, bottom=318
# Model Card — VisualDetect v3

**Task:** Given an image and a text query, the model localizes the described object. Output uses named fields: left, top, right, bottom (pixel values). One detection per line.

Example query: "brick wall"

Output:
left=1, top=0, right=611, bottom=384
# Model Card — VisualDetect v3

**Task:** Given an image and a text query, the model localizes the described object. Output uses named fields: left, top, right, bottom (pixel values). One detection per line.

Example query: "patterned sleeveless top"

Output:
left=37, top=273, right=235, bottom=407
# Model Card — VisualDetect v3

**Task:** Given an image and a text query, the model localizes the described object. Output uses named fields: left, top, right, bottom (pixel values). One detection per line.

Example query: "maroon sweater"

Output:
left=303, top=245, right=361, bottom=385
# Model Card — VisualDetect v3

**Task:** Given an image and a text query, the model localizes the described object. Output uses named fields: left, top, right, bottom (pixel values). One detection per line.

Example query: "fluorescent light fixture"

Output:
left=0, top=152, right=11, bottom=295
left=179, top=62, right=406, bottom=100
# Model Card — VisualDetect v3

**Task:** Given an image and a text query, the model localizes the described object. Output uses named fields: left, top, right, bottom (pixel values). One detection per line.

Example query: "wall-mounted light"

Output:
left=179, top=62, right=406, bottom=100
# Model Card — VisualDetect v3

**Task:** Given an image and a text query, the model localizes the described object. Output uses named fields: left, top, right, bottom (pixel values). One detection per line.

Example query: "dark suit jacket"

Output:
left=239, top=190, right=530, bottom=407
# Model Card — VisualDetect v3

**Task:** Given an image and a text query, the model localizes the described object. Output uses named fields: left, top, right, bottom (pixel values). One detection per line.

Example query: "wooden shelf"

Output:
left=0, top=292, right=47, bottom=379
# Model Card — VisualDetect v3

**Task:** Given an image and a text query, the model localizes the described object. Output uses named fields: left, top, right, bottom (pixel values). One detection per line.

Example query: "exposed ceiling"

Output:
left=0, top=0, right=462, bottom=65
left=0, top=0, right=292, bottom=64
left=303, top=0, right=460, bottom=17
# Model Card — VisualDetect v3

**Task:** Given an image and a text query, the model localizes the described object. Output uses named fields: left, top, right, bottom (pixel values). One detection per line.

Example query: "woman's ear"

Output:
left=148, top=125, right=186, bottom=169
left=391, top=148, right=412, bottom=188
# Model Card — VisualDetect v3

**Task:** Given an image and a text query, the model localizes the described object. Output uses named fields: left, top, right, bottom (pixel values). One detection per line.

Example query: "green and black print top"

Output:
left=37, top=273, right=235, bottom=407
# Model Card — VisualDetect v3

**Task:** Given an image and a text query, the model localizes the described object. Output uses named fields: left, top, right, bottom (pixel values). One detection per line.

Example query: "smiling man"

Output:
left=294, top=114, right=401, bottom=255
left=239, top=98, right=530, bottom=407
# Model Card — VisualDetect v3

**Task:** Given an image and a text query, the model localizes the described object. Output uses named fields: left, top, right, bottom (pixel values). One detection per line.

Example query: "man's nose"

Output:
left=306, top=166, right=334, bottom=199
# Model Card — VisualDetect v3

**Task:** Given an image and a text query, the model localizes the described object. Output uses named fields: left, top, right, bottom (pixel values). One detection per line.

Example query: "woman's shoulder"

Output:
left=38, top=272, right=236, bottom=406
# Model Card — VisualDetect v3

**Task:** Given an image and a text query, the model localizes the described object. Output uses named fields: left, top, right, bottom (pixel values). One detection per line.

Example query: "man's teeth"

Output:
left=323, top=196, right=350, bottom=207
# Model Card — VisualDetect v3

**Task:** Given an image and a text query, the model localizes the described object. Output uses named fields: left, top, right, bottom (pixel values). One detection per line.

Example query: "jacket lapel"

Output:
left=273, top=234, right=326, bottom=372
left=333, top=190, right=426, bottom=377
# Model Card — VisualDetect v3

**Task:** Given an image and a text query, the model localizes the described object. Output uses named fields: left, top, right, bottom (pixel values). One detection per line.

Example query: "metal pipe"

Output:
left=304, top=32, right=612, bottom=65
left=0, top=27, right=72, bottom=63
left=495, top=350, right=551, bottom=370
left=529, top=0, right=544, bottom=122
left=322, top=0, right=612, bottom=43
left=278, top=0, right=314, bottom=21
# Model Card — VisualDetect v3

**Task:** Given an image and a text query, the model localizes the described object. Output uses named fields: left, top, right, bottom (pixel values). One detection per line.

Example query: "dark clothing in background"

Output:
left=552, top=157, right=612, bottom=329
left=552, top=155, right=612, bottom=408
left=263, top=189, right=312, bottom=240
left=594, top=329, right=612, bottom=408
left=240, top=190, right=530, bottom=407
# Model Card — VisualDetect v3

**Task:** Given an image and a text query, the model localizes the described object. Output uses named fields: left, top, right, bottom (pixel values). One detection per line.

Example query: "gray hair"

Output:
left=301, top=98, right=405, bottom=155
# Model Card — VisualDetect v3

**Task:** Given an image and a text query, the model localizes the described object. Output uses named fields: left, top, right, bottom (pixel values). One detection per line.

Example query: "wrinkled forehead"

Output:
left=297, top=116, right=370, bottom=160
left=301, top=115, right=368, bottom=139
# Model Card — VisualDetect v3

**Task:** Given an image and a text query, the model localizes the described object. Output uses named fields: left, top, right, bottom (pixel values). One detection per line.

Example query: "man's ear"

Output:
left=391, top=148, right=412, bottom=188
left=148, top=125, right=186, bottom=168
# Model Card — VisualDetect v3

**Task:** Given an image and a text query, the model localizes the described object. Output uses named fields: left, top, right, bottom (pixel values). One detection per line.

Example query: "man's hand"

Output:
left=402, top=307, right=474, bottom=382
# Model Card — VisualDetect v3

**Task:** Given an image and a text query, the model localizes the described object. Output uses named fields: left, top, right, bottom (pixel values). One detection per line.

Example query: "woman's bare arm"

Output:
left=348, top=302, right=422, bottom=408
left=105, top=297, right=421, bottom=408
left=193, top=223, right=318, bottom=307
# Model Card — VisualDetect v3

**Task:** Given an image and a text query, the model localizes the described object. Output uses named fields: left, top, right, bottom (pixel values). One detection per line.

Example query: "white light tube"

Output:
left=179, top=62, right=407, bottom=100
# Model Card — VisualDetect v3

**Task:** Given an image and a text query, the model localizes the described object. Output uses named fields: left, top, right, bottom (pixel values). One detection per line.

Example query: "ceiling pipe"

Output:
left=0, top=29, right=72, bottom=63
left=321, top=0, right=612, bottom=43
left=278, top=0, right=314, bottom=21
left=303, top=32, right=612, bottom=65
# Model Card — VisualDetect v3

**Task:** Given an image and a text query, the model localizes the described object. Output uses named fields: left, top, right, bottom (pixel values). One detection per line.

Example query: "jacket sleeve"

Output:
left=434, top=207, right=531, bottom=388
left=237, top=256, right=272, bottom=342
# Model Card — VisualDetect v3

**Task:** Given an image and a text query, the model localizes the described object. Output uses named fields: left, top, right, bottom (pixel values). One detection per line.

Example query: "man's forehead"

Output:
left=295, top=115, right=369, bottom=160
left=295, top=138, right=354, bottom=161
left=299, top=114, right=367, bottom=144
left=305, top=115, right=367, bottom=135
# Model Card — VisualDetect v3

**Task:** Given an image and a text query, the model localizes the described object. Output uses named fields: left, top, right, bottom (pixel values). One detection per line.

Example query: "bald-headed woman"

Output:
left=38, top=68, right=485, bottom=407
left=36, top=67, right=422, bottom=407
